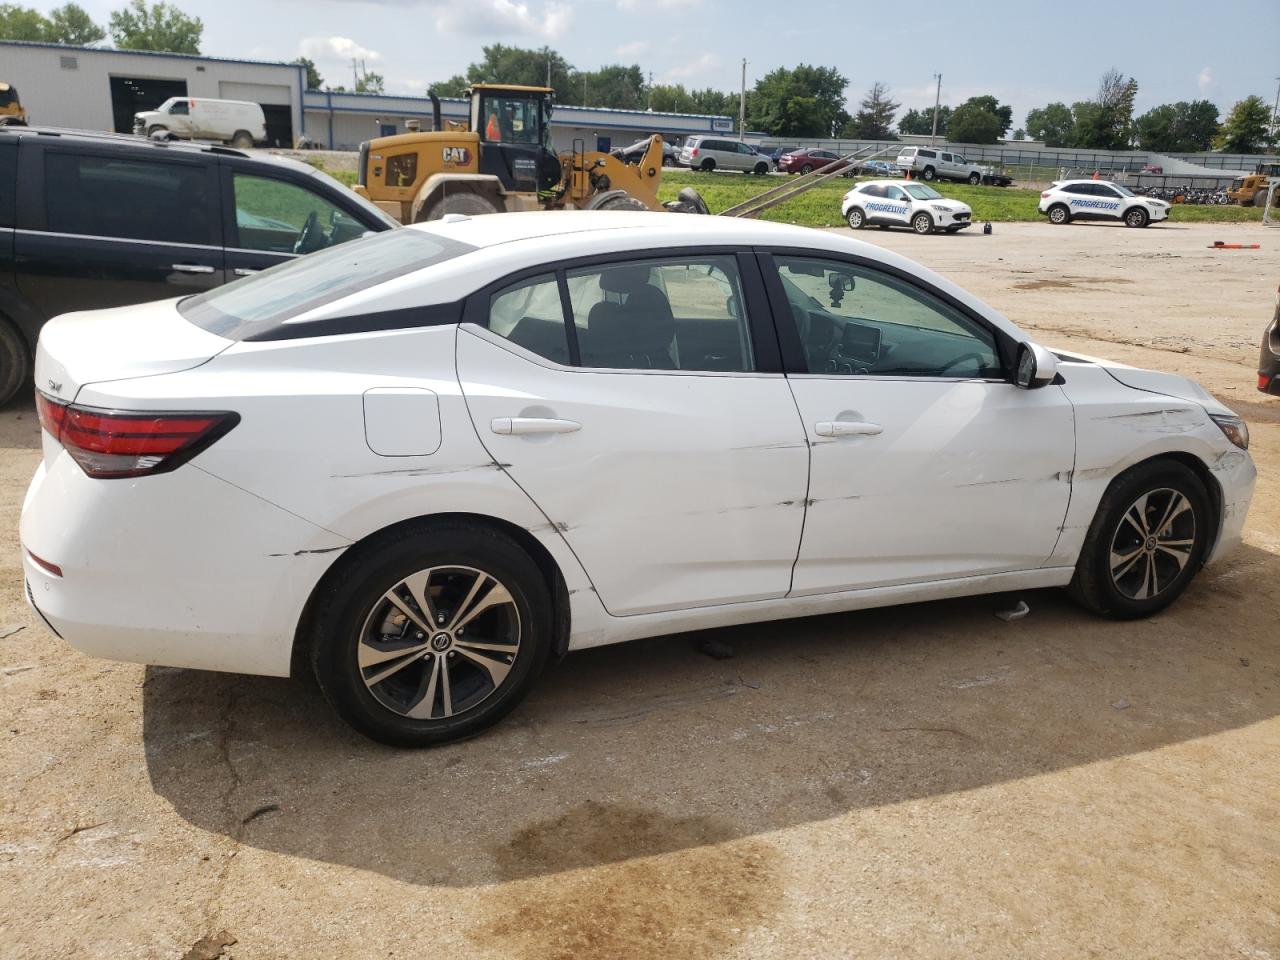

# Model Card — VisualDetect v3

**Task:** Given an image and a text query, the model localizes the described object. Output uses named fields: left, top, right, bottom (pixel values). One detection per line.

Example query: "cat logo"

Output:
left=442, top=146, right=471, bottom=165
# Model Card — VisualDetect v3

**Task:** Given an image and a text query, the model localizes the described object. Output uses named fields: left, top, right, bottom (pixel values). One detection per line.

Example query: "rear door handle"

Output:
left=172, top=263, right=216, bottom=274
left=815, top=420, right=883, bottom=438
left=491, top=417, right=582, bottom=436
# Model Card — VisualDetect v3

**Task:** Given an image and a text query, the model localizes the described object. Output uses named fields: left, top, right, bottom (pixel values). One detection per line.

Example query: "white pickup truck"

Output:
left=896, top=146, right=1012, bottom=186
left=133, top=97, right=266, bottom=149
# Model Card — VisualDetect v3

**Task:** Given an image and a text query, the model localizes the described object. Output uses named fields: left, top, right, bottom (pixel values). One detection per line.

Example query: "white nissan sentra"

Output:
left=21, top=212, right=1254, bottom=746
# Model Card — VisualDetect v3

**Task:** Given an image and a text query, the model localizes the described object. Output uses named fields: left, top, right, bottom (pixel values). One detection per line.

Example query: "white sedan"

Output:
left=22, top=213, right=1254, bottom=746
left=842, top=179, right=974, bottom=234
left=1039, top=179, right=1170, bottom=227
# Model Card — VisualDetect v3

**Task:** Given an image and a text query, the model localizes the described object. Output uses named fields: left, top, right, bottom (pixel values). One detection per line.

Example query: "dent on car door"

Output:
left=761, top=252, right=1075, bottom=595
left=14, top=145, right=223, bottom=320
left=220, top=165, right=376, bottom=278
left=455, top=251, right=810, bottom=616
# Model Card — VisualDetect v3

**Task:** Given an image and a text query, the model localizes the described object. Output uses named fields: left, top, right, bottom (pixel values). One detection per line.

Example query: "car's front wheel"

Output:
left=753, top=161, right=768, bottom=175
left=1068, top=460, right=1211, bottom=619
left=1124, top=206, right=1149, bottom=228
left=912, top=212, right=934, bottom=234
left=311, top=521, right=552, bottom=746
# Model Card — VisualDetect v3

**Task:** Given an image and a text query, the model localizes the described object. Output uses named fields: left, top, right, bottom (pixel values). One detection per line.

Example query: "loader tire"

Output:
left=594, top=193, right=648, bottom=211
left=426, top=191, right=500, bottom=220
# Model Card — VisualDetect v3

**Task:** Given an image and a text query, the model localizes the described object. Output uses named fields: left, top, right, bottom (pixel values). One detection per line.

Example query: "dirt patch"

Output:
left=1013, top=276, right=1136, bottom=290
left=478, top=803, right=781, bottom=959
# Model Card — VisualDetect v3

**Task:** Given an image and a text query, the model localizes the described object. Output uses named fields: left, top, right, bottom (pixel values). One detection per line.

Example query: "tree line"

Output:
left=0, top=1, right=202, bottom=53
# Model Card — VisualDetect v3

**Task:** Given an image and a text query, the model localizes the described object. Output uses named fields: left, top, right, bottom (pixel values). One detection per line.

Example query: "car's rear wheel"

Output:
left=846, top=207, right=866, bottom=229
left=921, top=166, right=936, bottom=181
left=1048, top=204, right=1070, bottom=225
left=1124, top=206, right=1149, bottom=228
left=311, top=522, right=551, bottom=746
left=0, top=317, right=29, bottom=407
left=699, top=158, right=716, bottom=172
left=1068, top=460, right=1211, bottom=619
left=799, top=164, right=813, bottom=175
left=912, top=211, right=934, bottom=234
left=968, top=171, right=981, bottom=185
left=231, top=130, right=254, bottom=149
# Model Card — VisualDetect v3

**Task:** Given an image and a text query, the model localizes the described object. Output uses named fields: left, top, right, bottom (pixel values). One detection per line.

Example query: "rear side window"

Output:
left=180, top=229, right=474, bottom=339
left=488, top=274, right=570, bottom=364
left=44, top=153, right=214, bottom=245
left=0, top=141, right=14, bottom=228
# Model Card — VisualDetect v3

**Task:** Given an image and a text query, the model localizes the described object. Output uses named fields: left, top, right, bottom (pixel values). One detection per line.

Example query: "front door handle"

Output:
left=172, top=263, right=216, bottom=274
left=233, top=267, right=260, bottom=277
left=491, top=417, right=582, bottom=436
left=815, top=420, right=883, bottom=438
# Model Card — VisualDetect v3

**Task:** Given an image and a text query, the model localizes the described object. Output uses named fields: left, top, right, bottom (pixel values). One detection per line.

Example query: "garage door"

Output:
left=218, top=82, right=291, bottom=105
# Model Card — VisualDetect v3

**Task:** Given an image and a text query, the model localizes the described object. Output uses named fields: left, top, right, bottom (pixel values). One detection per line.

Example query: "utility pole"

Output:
left=739, top=58, right=747, bottom=140
left=930, top=73, right=942, bottom=146
left=546, top=57, right=551, bottom=89
left=1271, top=76, right=1280, bottom=146
left=352, top=58, right=358, bottom=91
left=648, top=71, right=653, bottom=111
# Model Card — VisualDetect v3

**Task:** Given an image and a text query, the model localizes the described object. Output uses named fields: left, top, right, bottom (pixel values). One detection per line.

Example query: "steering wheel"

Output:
left=937, top=352, right=988, bottom=377
left=293, top=211, right=322, bottom=255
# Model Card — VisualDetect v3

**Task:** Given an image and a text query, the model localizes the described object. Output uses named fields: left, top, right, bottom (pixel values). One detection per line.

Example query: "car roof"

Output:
left=0, top=124, right=312, bottom=172
left=1055, top=179, right=1117, bottom=186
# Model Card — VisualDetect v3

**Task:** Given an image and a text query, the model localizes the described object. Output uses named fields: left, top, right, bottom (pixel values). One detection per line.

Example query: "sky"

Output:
left=38, top=0, right=1280, bottom=128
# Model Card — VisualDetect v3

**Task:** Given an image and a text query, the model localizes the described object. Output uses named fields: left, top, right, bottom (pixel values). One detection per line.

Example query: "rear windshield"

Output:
left=180, top=229, right=474, bottom=340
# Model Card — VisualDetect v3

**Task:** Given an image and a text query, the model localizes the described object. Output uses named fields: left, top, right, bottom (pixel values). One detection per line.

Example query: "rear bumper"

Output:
left=20, top=453, right=349, bottom=677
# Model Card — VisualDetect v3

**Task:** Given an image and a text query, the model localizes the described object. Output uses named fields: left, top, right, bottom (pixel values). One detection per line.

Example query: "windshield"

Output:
left=180, top=229, right=474, bottom=340
left=903, top=184, right=942, bottom=200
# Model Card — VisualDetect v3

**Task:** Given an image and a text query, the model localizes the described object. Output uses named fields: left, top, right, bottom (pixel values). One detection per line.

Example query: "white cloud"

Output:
left=616, top=40, right=648, bottom=58
left=298, top=35, right=384, bottom=68
left=1197, top=66, right=1213, bottom=97
left=618, top=0, right=698, bottom=10
left=665, top=52, right=719, bottom=81
left=434, top=0, right=571, bottom=38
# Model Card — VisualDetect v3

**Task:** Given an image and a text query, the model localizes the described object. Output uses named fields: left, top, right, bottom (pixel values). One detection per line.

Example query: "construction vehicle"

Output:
left=0, top=82, right=27, bottom=126
left=354, top=84, right=708, bottom=222
left=1227, top=162, right=1280, bottom=207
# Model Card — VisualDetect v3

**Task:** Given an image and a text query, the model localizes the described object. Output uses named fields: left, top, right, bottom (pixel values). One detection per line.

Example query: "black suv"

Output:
left=0, top=126, right=398, bottom=405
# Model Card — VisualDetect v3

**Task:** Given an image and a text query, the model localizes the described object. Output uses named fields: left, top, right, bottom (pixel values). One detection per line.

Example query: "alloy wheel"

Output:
left=1107, top=488, right=1196, bottom=600
left=357, top=565, right=521, bottom=719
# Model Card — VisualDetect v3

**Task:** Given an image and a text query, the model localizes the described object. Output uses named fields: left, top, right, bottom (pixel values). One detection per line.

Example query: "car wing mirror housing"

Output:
left=1015, top=342, right=1059, bottom=389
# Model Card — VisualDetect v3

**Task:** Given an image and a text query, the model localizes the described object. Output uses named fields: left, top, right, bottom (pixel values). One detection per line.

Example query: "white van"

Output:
left=133, top=97, right=267, bottom=148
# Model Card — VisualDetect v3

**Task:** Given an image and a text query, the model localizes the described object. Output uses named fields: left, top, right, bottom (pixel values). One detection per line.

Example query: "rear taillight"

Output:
left=691, top=148, right=699, bottom=156
left=1041, top=191, right=1051, bottom=199
left=36, top=391, right=238, bottom=479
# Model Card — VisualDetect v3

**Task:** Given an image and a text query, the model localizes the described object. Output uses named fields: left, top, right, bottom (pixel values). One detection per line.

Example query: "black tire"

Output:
left=310, top=521, right=552, bottom=746
left=846, top=207, right=867, bottom=229
left=0, top=317, right=29, bottom=407
left=146, top=125, right=168, bottom=138
left=1124, top=206, right=1149, bottom=228
left=231, top=130, right=254, bottom=149
left=968, top=171, right=981, bottom=185
left=699, top=158, right=716, bottom=172
left=912, top=211, right=934, bottom=234
left=1067, top=460, right=1211, bottom=620
left=424, top=191, right=500, bottom=220
left=753, top=161, right=768, bottom=176
left=921, top=166, right=936, bottom=181
left=595, top=193, right=648, bottom=211
left=799, top=164, right=814, bottom=175
left=1048, top=203, right=1070, bottom=225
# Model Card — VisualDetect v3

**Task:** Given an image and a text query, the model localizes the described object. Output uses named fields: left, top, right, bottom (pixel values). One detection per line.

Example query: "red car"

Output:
left=776, top=148, right=855, bottom=176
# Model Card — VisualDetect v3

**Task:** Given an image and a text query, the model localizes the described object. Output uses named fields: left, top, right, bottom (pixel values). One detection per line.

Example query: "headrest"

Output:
left=597, top=265, right=652, bottom=294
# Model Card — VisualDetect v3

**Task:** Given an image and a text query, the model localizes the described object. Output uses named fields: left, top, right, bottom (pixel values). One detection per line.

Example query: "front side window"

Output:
left=481, top=95, right=540, bottom=144
left=773, top=255, right=1000, bottom=379
left=232, top=173, right=364, bottom=254
left=566, top=256, right=754, bottom=372
left=487, top=274, right=570, bottom=364
left=44, top=153, right=214, bottom=245
left=169, top=100, right=190, bottom=116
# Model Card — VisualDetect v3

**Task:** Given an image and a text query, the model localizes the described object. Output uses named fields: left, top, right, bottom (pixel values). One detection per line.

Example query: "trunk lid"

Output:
left=35, top=297, right=232, bottom=407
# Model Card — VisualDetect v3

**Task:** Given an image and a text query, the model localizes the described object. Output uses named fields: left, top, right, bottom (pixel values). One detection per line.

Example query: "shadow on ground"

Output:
left=143, top=544, right=1279, bottom=888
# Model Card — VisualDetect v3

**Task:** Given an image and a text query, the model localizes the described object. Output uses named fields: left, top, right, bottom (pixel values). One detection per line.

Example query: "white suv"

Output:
left=1039, top=180, right=1170, bottom=227
left=896, top=146, right=984, bottom=184
left=842, top=179, right=974, bottom=234
left=678, top=136, right=770, bottom=174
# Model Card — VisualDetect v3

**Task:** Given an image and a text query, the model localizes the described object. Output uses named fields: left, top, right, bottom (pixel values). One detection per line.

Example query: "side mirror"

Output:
left=1015, top=342, right=1059, bottom=389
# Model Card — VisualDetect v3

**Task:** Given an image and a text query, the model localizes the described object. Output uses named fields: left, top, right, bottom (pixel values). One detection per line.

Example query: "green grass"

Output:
left=653, top=169, right=1265, bottom=227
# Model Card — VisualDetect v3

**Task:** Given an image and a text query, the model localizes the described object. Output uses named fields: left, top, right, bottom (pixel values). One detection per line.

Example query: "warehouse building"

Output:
left=1, top=40, right=734, bottom=152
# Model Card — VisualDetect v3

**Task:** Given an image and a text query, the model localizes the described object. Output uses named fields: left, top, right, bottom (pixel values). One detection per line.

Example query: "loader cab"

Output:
left=0, top=82, right=26, bottom=124
left=469, top=84, right=560, bottom=195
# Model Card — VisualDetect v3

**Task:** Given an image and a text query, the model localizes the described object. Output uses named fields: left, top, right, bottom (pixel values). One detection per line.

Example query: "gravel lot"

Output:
left=1, top=220, right=1277, bottom=960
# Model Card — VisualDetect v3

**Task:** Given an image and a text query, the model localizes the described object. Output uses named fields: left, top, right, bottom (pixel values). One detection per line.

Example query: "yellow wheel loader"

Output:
left=1228, top=163, right=1280, bottom=207
left=0, top=82, right=27, bottom=126
left=352, top=84, right=708, bottom=223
